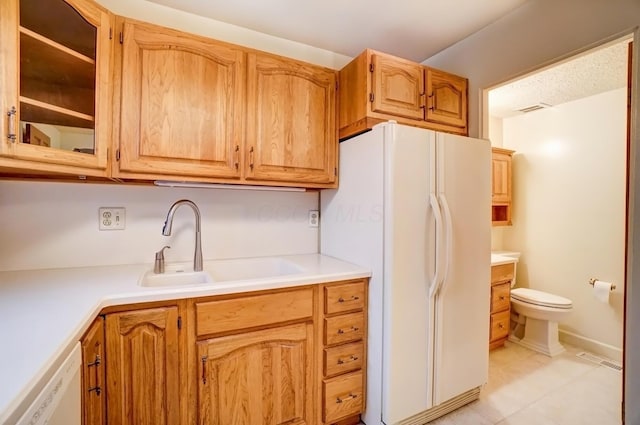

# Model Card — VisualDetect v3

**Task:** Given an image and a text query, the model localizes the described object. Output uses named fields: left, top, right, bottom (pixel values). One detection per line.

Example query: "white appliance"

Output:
left=16, top=343, right=82, bottom=425
left=321, top=122, right=490, bottom=424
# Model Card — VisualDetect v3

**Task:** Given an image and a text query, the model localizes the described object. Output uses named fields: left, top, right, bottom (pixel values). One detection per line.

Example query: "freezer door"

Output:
left=432, top=132, right=491, bottom=406
left=381, top=123, right=437, bottom=423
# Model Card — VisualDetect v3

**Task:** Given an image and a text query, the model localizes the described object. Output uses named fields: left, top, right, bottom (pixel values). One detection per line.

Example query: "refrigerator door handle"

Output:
left=429, top=193, right=444, bottom=298
left=437, top=193, right=454, bottom=294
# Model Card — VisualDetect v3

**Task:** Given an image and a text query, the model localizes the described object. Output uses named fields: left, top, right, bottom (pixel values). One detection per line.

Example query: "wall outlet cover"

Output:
left=99, top=207, right=126, bottom=230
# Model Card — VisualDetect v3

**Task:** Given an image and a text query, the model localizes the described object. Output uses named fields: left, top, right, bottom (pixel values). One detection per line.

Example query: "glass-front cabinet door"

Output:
left=0, top=0, right=111, bottom=176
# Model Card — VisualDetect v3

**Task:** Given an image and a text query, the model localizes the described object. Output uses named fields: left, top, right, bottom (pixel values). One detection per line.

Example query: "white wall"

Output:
left=97, top=0, right=351, bottom=70
left=0, top=181, right=318, bottom=272
left=499, top=89, right=626, bottom=357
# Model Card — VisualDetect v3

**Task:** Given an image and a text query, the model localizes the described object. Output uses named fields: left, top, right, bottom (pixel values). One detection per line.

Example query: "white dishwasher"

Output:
left=16, top=343, right=82, bottom=425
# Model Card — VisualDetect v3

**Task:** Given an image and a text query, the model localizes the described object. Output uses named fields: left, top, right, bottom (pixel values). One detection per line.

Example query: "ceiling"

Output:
left=145, top=0, right=529, bottom=62
left=489, top=39, right=631, bottom=118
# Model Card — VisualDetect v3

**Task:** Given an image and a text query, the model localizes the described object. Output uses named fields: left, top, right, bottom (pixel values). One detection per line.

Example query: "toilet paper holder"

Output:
left=588, top=278, right=616, bottom=291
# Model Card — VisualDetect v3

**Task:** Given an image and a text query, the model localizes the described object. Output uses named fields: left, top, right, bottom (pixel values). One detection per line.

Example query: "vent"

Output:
left=516, top=102, right=551, bottom=113
left=576, top=351, right=623, bottom=371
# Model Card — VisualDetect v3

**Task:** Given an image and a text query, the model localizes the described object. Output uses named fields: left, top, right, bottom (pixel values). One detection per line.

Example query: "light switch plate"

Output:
left=99, top=207, right=126, bottom=230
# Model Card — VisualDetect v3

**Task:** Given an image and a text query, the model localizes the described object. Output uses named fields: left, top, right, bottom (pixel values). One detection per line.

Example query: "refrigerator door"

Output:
left=381, top=123, right=436, bottom=424
left=432, top=132, right=491, bottom=406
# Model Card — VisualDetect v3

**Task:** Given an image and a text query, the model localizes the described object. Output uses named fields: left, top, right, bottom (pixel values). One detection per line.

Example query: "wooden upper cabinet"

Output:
left=198, top=322, right=314, bottom=425
left=425, top=68, right=467, bottom=129
left=0, top=0, right=112, bottom=175
left=491, top=147, right=514, bottom=226
left=370, top=54, right=424, bottom=120
left=246, top=52, right=337, bottom=185
left=105, top=306, right=182, bottom=425
left=114, top=18, right=245, bottom=180
left=338, top=49, right=468, bottom=140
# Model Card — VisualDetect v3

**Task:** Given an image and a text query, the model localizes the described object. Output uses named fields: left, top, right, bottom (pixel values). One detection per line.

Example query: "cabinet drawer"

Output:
left=490, top=309, right=510, bottom=341
left=491, top=263, right=514, bottom=284
left=195, top=288, right=313, bottom=336
left=324, top=312, right=365, bottom=346
left=323, top=371, right=364, bottom=423
left=324, top=280, right=366, bottom=315
left=491, top=282, right=510, bottom=313
left=324, top=341, right=364, bottom=378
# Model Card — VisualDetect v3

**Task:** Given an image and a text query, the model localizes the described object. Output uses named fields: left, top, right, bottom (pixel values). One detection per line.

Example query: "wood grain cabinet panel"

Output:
left=322, top=371, right=364, bottom=424
left=246, top=52, right=337, bottom=185
left=114, top=18, right=245, bottom=180
left=0, top=0, right=112, bottom=176
left=81, top=317, right=106, bottom=425
left=197, top=322, right=314, bottom=425
left=337, top=49, right=468, bottom=140
left=492, top=147, right=514, bottom=226
left=105, top=306, right=182, bottom=425
left=489, top=262, right=515, bottom=350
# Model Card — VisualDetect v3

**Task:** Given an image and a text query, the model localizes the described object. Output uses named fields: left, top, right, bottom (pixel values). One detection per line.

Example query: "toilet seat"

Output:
left=511, top=288, right=572, bottom=309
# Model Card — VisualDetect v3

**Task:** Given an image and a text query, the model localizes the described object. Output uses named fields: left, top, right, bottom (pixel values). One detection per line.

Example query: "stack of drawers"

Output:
left=321, top=279, right=368, bottom=424
left=490, top=263, right=515, bottom=350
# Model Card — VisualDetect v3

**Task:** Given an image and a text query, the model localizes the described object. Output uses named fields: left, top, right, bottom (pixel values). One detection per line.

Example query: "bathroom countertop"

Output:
left=0, top=253, right=371, bottom=425
left=491, top=253, right=519, bottom=266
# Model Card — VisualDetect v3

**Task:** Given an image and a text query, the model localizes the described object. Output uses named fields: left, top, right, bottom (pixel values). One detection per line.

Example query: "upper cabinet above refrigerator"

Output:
left=0, top=0, right=113, bottom=177
left=337, top=49, right=468, bottom=140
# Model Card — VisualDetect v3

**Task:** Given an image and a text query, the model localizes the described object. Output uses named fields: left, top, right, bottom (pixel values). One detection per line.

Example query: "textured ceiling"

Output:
left=489, top=39, right=631, bottom=118
left=145, top=0, right=529, bottom=62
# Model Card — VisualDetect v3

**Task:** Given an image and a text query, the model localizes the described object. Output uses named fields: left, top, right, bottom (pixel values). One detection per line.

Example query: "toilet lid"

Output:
left=511, top=288, right=572, bottom=309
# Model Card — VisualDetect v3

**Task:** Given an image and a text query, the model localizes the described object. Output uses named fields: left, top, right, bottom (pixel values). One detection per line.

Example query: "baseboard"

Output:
left=559, top=329, right=623, bottom=363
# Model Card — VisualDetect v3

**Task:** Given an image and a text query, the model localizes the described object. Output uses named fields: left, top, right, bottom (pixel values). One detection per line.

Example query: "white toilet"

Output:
left=497, top=251, right=573, bottom=357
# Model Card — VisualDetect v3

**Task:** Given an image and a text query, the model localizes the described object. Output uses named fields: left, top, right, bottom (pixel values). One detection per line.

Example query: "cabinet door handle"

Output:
left=337, top=326, right=359, bottom=335
left=336, top=393, right=358, bottom=403
left=7, top=106, right=16, bottom=142
left=338, top=295, right=359, bottom=303
left=234, top=145, right=239, bottom=170
left=201, top=356, right=208, bottom=384
left=87, top=354, right=101, bottom=396
left=249, top=147, right=254, bottom=170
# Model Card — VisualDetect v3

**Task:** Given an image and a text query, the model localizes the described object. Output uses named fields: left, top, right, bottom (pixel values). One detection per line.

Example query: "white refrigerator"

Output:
left=321, top=122, right=490, bottom=425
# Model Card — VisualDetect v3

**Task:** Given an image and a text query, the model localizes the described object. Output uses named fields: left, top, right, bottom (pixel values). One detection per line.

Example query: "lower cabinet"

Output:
left=198, top=323, right=314, bottom=424
left=104, top=306, right=183, bottom=425
left=81, top=316, right=106, bottom=425
left=489, top=263, right=515, bottom=350
left=80, top=278, right=368, bottom=424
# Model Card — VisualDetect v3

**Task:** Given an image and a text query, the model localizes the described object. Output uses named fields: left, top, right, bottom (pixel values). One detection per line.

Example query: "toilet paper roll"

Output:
left=593, top=280, right=613, bottom=303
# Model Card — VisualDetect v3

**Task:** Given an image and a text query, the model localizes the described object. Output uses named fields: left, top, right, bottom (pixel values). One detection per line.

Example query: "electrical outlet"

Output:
left=99, top=207, right=126, bottom=230
left=308, top=210, right=319, bottom=227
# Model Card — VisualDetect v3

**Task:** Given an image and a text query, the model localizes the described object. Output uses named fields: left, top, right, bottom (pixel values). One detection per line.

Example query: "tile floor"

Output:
left=429, top=341, right=622, bottom=425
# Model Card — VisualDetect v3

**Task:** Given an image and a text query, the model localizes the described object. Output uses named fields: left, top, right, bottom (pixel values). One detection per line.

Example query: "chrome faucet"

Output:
left=162, top=199, right=203, bottom=272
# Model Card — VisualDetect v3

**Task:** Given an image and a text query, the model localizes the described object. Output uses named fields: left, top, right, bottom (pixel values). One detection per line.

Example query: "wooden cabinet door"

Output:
left=370, top=53, right=425, bottom=120
left=0, top=0, right=111, bottom=175
left=82, top=317, right=106, bottom=425
left=246, top=52, right=337, bottom=185
left=198, top=322, right=314, bottom=425
left=492, top=149, right=512, bottom=203
left=105, top=307, right=181, bottom=425
left=425, top=68, right=467, bottom=129
left=116, top=18, right=245, bottom=180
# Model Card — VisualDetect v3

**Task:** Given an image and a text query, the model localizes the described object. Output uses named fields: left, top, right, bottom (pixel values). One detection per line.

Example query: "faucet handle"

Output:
left=154, top=245, right=170, bottom=274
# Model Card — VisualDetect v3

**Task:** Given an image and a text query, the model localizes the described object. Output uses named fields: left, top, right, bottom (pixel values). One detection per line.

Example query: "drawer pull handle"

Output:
left=338, top=296, right=360, bottom=303
left=337, top=355, right=359, bottom=365
left=88, top=386, right=101, bottom=395
left=337, top=326, right=359, bottom=335
left=498, top=323, right=504, bottom=329
left=336, top=393, right=358, bottom=404
left=499, top=295, right=506, bottom=301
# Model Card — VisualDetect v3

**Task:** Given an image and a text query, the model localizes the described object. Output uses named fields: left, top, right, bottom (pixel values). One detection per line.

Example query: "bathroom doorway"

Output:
left=484, top=35, right=632, bottom=421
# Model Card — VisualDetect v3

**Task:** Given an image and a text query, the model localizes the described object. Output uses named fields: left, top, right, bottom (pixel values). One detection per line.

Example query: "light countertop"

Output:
left=0, top=253, right=370, bottom=425
left=491, top=253, right=519, bottom=266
